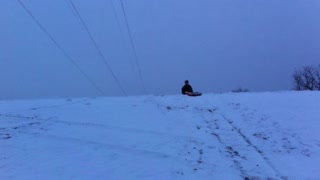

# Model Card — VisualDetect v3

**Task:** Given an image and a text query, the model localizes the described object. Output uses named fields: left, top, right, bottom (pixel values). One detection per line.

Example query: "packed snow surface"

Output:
left=0, top=91, right=319, bottom=179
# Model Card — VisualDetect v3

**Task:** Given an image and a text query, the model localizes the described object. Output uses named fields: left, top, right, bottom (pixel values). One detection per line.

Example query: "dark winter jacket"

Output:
left=181, top=84, right=193, bottom=94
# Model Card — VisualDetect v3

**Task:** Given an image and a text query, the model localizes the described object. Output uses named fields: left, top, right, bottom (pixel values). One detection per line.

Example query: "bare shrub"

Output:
left=293, top=65, right=320, bottom=91
left=232, top=87, right=249, bottom=93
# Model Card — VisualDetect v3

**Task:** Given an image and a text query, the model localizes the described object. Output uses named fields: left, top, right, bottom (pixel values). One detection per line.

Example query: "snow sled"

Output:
left=186, top=92, right=202, bottom=96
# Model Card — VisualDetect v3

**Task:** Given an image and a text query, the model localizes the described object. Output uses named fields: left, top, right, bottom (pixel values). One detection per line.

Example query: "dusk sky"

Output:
left=1, top=0, right=320, bottom=99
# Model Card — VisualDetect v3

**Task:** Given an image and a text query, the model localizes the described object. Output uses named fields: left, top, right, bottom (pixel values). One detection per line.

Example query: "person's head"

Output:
left=185, top=80, right=189, bottom=84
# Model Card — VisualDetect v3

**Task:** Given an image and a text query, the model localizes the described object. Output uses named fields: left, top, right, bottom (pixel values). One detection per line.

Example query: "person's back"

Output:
left=181, top=80, right=193, bottom=94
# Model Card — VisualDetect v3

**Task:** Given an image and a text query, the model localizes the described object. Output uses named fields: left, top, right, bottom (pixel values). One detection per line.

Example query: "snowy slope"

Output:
left=0, top=91, right=319, bottom=179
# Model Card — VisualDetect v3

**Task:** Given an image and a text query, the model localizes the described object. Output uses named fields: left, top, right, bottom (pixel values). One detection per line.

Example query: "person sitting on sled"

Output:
left=181, top=80, right=193, bottom=95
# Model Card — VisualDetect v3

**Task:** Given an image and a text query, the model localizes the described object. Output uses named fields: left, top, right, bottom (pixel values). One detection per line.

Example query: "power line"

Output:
left=66, top=0, right=127, bottom=96
left=119, top=0, right=147, bottom=94
left=16, top=0, right=104, bottom=96
left=109, top=0, right=141, bottom=91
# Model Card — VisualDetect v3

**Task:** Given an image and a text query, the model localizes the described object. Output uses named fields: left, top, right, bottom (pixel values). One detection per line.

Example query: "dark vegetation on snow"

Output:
left=293, top=64, right=320, bottom=91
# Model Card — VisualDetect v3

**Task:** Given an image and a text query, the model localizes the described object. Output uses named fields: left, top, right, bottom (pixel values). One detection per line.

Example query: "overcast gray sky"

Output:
left=1, top=0, right=320, bottom=99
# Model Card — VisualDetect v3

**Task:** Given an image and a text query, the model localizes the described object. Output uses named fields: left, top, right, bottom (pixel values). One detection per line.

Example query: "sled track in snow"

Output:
left=18, top=131, right=217, bottom=171
left=158, top=105, right=282, bottom=179
left=185, top=106, right=287, bottom=180
left=0, top=113, right=202, bottom=144
left=201, top=110, right=252, bottom=179
left=1, top=113, right=218, bottom=174
left=219, top=112, right=286, bottom=180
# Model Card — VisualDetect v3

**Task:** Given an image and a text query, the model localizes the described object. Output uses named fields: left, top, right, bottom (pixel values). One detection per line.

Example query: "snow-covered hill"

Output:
left=0, top=91, right=319, bottom=179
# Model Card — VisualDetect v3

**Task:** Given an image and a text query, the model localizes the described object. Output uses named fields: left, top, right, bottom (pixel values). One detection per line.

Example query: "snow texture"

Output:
left=0, top=91, right=319, bottom=179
